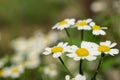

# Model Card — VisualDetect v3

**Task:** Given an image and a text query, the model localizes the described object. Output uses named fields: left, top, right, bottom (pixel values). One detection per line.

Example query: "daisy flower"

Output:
left=43, top=42, right=70, bottom=58
left=25, top=57, right=40, bottom=69
left=90, top=22, right=107, bottom=35
left=67, top=41, right=100, bottom=61
left=52, top=18, right=75, bottom=30
left=65, top=74, right=86, bottom=80
left=9, top=65, right=24, bottom=79
left=98, top=41, right=119, bottom=56
left=44, top=64, right=58, bottom=77
left=1, top=67, right=11, bottom=78
left=75, top=19, right=92, bottom=30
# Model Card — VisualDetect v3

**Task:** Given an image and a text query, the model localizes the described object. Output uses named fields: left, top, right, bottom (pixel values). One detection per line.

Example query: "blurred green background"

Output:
left=0, top=0, right=120, bottom=80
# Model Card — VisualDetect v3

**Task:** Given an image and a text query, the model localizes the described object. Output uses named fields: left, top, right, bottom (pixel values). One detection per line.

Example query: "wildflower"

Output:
left=25, top=57, right=40, bottom=69
left=98, top=41, right=119, bottom=55
left=43, top=42, right=70, bottom=58
left=1, top=67, right=11, bottom=78
left=9, top=65, right=24, bottom=78
left=65, top=74, right=86, bottom=80
left=52, top=18, right=75, bottom=30
left=11, top=54, right=24, bottom=64
left=75, top=19, right=92, bottom=30
left=10, top=37, right=28, bottom=53
left=44, top=64, right=58, bottom=77
left=90, top=22, right=107, bottom=35
left=67, top=41, right=100, bottom=61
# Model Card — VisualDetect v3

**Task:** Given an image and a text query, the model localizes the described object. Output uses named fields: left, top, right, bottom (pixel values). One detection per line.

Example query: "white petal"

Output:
left=100, top=41, right=111, bottom=46
left=81, top=41, right=88, bottom=48
left=78, top=27, right=84, bottom=30
left=73, top=57, right=81, bottom=61
left=92, top=30, right=100, bottom=35
left=90, top=22, right=95, bottom=26
left=109, top=49, right=119, bottom=56
left=110, top=42, right=117, bottom=48
left=53, top=52, right=62, bottom=58
left=67, top=19, right=75, bottom=25
left=65, top=75, right=70, bottom=80
left=81, top=41, right=99, bottom=49
left=83, top=26, right=91, bottom=30
left=45, top=48, right=51, bottom=52
left=43, top=51, right=51, bottom=55
left=52, top=24, right=58, bottom=29
left=105, top=41, right=111, bottom=45
left=86, top=18, right=92, bottom=23
left=75, top=74, right=86, bottom=80
left=58, top=42, right=64, bottom=46
left=71, top=45, right=78, bottom=50
left=67, top=53, right=77, bottom=58
left=101, top=27, right=108, bottom=29
left=100, top=30, right=106, bottom=35
left=85, top=55, right=96, bottom=61
left=89, top=49, right=101, bottom=56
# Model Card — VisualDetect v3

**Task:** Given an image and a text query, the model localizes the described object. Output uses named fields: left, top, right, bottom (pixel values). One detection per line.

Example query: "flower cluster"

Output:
left=43, top=18, right=119, bottom=80
left=52, top=18, right=107, bottom=35
left=0, top=30, right=64, bottom=79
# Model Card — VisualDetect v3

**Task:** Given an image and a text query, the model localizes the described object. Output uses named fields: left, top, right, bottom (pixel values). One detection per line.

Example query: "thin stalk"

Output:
left=91, top=54, right=105, bottom=80
left=79, top=30, right=84, bottom=75
left=81, top=30, right=84, bottom=42
left=65, top=28, right=73, bottom=44
left=58, top=57, right=74, bottom=77
left=79, top=59, right=83, bottom=75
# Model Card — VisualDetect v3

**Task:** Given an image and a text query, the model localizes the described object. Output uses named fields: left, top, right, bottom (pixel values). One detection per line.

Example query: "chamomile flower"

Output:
left=25, top=57, right=40, bottom=69
left=9, top=65, right=24, bottom=78
left=43, top=42, right=70, bottom=58
left=52, top=18, right=75, bottom=30
left=1, top=67, right=11, bottom=78
left=75, top=19, right=92, bottom=30
left=44, top=64, right=58, bottom=77
left=90, top=22, right=107, bottom=35
left=65, top=74, right=86, bottom=80
left=67, top=41, right=100, bottom=61
left=98, top=41, right=119, bottom=56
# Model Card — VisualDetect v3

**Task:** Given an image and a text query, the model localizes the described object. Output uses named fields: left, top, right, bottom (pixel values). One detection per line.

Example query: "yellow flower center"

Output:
left=58, top=20, right=67, bottom=26
left=98, top=45, right=110, bottom=52
left=92, top=25, right=101, bottom=30
left=76, top=48, right=89, bottom=57
left=12, top=68, right=19, bottom=73
left=51, top=46, right=63, bottom=53
left=0, top=70, right=3, bottom=76
left=76, top=21, right=88, bottom=26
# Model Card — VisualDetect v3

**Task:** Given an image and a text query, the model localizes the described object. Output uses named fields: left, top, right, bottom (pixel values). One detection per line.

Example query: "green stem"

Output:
left=79, top=30, right=84, bottom=75
left=58, top=57, right=74, bottom=77
left=81, top=30, right=84, bottom=42
left=79, top=59, right=83, bottom=75
left=91, top=54, right=105, bottom=80
left=65, top=28, right=73, bottom=44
